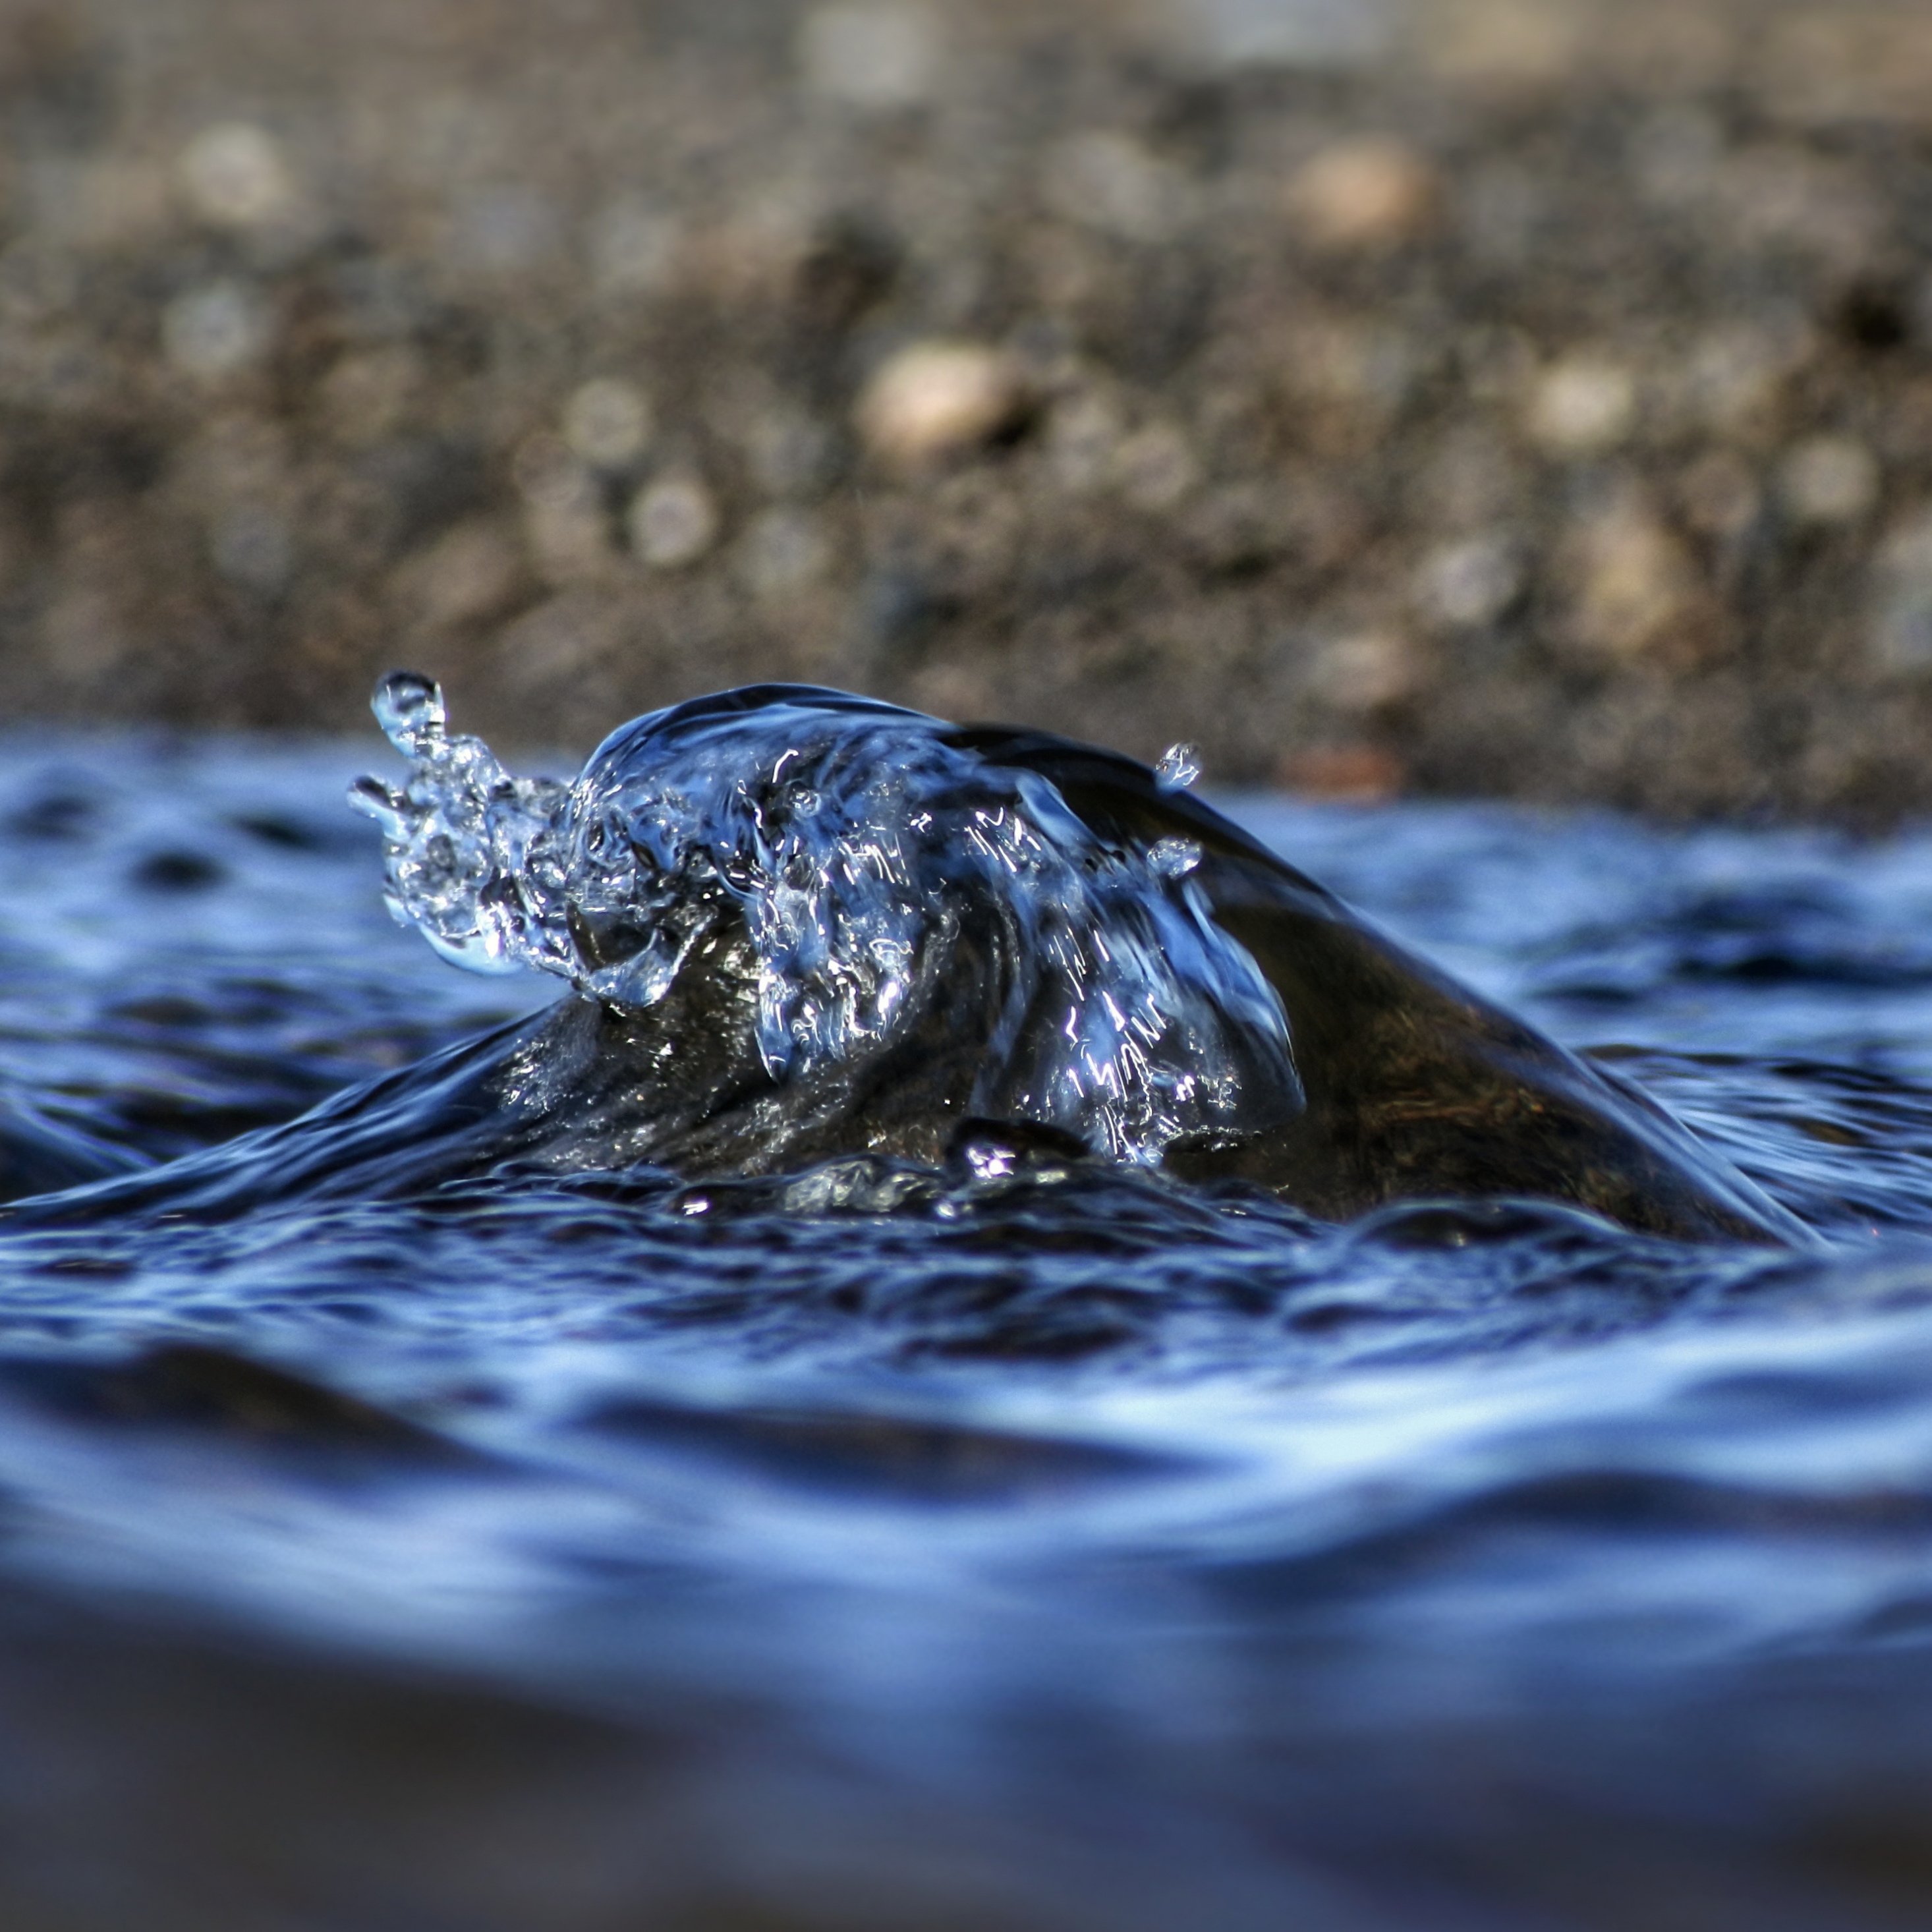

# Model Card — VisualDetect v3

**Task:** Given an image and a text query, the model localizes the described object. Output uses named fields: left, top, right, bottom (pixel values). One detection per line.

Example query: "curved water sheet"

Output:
left=351, top=671, right=1301, bottom=1166
left=3, top=704, right=1932, bottom=1928
left=34, top=675, right=1800, bottom=1242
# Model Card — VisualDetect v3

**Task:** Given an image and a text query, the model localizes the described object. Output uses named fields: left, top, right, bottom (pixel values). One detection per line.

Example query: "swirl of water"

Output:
left=352, top=675, right=1299, bottom=1164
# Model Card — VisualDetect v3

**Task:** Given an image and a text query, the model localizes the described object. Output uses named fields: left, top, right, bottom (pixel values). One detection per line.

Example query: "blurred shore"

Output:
left=3, top=0, right=1932, bottom=816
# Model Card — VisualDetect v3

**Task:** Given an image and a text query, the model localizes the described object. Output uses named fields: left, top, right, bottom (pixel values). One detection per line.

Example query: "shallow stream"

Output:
left=6, top=722, right=1932, bottom=1929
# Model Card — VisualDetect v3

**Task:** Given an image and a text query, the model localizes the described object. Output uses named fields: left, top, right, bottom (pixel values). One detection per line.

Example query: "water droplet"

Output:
left=346, top=774, right=407, bottom=838
left=1149, top=836, right=1202, bottom=880
left=372, top=671, right=447, bottom=758
left=1154, top=743, right=1201, bottom=792
left=963, top=1139, right=1018, bottom=1183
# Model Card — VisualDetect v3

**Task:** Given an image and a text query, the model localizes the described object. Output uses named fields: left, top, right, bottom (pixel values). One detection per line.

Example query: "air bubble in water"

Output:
left=1154, top=743, right=1202, bottom=792
left=1149, top=836, right=1201, bottom=880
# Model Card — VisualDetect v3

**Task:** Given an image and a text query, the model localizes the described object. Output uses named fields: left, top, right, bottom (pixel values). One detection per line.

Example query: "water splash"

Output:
left=351, top=675, right=1298, bottom=1164
left=1154, top=742, right=1202, bottom=792
left=349, top=672, right=571, bottom=977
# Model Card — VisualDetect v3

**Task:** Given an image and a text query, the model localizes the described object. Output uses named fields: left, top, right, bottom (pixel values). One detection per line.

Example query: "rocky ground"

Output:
left=3, top=0, right=1932, bottom=816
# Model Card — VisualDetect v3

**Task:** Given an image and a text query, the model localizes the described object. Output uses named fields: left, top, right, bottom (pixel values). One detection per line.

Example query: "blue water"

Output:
left=6, top=724, right=1932, bottom=1929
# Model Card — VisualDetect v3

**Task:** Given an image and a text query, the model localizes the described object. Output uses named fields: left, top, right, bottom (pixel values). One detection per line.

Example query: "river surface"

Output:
left=6, top=728, right=1932, bottom=1930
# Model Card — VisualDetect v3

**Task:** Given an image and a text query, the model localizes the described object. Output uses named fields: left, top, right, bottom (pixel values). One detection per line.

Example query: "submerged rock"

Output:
left=5, top=676, right=1803, bottom=1244
left=331, top=675, right=1794, bottom=1244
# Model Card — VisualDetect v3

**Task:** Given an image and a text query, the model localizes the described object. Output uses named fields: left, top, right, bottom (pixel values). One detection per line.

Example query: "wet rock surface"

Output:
left=4, top=0, right=1932, bottom=818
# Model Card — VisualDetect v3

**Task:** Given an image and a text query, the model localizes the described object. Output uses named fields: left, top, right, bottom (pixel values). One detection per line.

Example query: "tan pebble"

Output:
left=1416, top=535, right=1521, bottom=630
left=1527, top=355, right=1637, bottom=457
left=563, top=378, right=653, bottom=470
left=1779, top=435, right=1879, bottom=526
left=797, top=3, right=940, bottom=109
left=1309, top=631, right=1420, bottom=712
left=628, top=474, right=720, bottom=569
left=179, top=123, right=297, bottom=230
left=855, top=341, right=1021, bottom=466
left=1421, top=0, right=1581, bottom=88
left=1565, top=505, right=1693, bottom=658
left=1288, top=137, right=1438, bottom=251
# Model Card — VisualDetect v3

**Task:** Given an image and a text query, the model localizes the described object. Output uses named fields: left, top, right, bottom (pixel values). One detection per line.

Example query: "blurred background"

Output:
left=1, top=0, right=1930, bottom=815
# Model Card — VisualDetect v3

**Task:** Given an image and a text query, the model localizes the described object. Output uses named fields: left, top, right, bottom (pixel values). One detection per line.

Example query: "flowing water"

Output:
left=6, top=692, right=1932, bottom=1929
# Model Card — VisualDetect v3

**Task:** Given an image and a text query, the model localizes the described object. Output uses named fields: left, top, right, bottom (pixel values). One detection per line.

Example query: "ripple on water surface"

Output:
left=5, top=720, right=1932, bottom=1929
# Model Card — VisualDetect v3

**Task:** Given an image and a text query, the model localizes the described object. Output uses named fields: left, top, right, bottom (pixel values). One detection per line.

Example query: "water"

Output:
left=5, top=697, right=1932, bottom=1928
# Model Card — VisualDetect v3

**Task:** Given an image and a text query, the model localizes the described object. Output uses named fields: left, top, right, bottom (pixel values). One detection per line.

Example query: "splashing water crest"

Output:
left=349, top=672, right=572, bottom=977
left=350, top=675, right=1296, bottom=1164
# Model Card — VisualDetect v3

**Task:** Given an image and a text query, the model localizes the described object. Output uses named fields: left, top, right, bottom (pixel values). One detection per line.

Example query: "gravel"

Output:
left=4, top=0, right=1932, bottom=818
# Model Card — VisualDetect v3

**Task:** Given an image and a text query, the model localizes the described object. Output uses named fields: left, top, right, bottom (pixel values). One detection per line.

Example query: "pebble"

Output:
left=797, top=3, right=939, bottom=110
left=1564, top=503, right=1693, bottom=658
left=562, top=378, right=653, bottom=470
left=1779, top=435, right=1879, bottom=526
left=1420, top=0, right=1582, bottom=87
left=9, top=0, right=1932, bottom=820
left=855, top=341, right=1022, bottom=467
left=1526, top=355, right=1638, bottom=456
left=1309, top=631, right=1420, bottom=712
left=161, top=281, right=270, bottom=379
left=628, top=475, right=721, bottom=570
left=1288, top=137, right=1438, bottom=250
left=178, top=123, right=297, bottom=231
left=1195, top=0, right=1394, bottom=69
left=1416, top=534, right=1522, bottom=630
